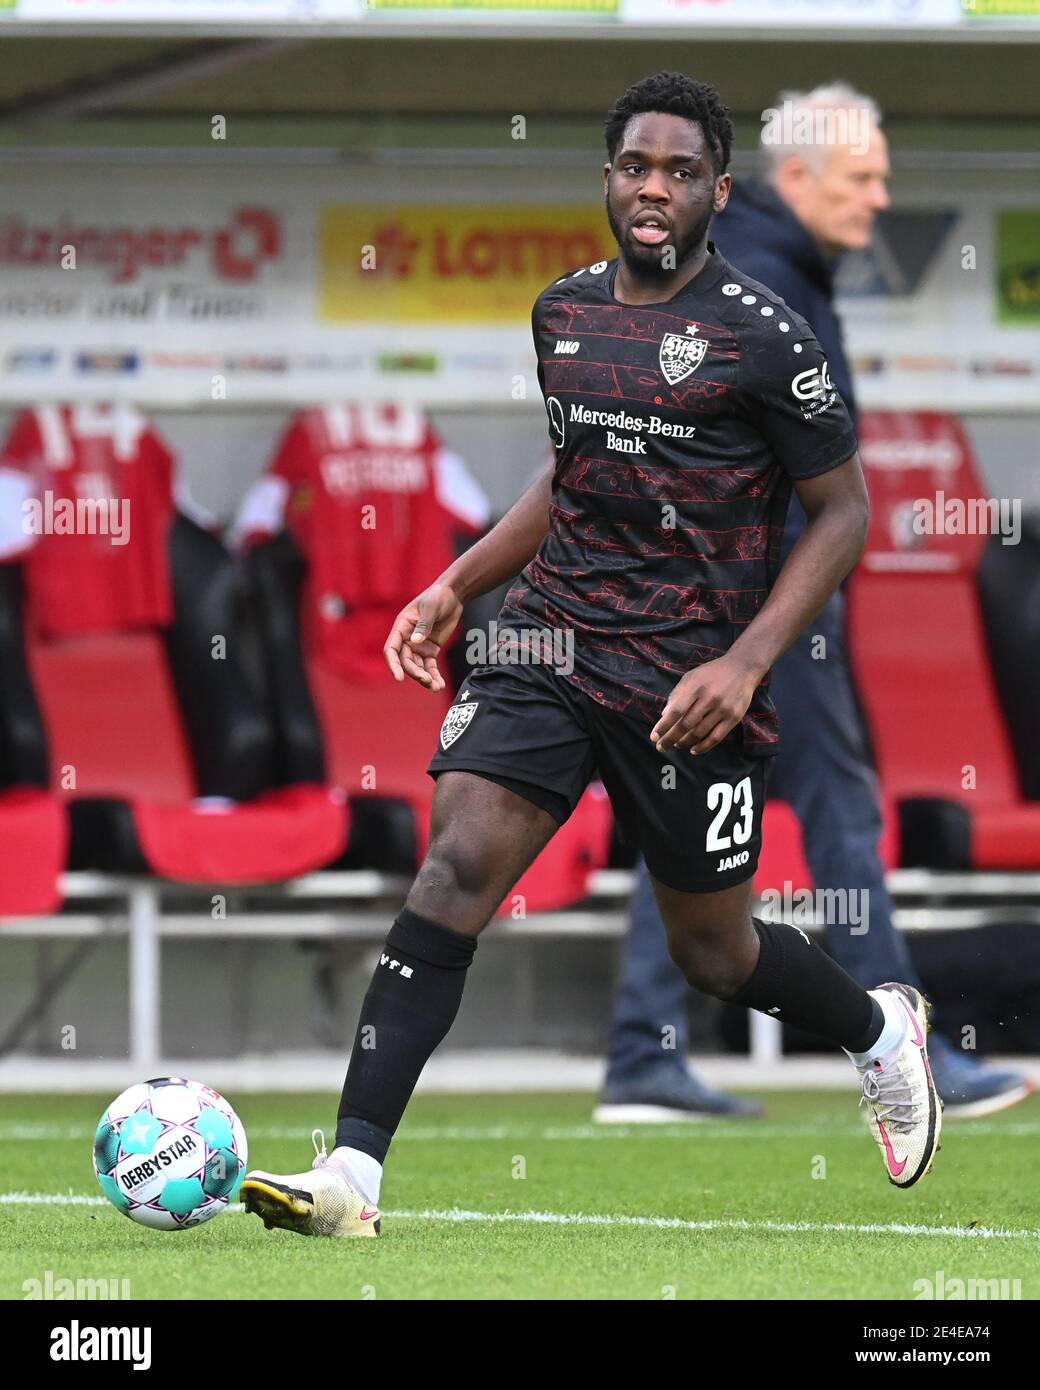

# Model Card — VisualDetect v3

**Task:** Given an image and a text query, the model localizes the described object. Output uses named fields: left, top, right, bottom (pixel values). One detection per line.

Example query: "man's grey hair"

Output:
left=760, top=82, right=883, bottom=171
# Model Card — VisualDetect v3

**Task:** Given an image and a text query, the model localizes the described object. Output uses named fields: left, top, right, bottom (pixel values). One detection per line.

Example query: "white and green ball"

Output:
left=93, top=1077, right=247, bottom=1230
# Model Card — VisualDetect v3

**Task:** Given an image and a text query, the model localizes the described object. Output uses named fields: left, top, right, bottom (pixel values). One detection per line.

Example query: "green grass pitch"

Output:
left=2, top=1090, right=1038, bottom=1300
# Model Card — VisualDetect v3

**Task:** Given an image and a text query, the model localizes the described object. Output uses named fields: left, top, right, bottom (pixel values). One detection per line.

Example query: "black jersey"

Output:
left=496, top=242, right=858, bottom=757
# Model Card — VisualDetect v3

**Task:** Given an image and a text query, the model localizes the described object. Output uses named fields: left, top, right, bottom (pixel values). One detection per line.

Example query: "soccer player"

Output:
left=598, top=83, right=1030, bottom=1122
left=241, top=72, right=941, bottom=1238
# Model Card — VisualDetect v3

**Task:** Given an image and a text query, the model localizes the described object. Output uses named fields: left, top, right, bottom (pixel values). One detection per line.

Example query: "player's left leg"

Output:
left=649, top=872, right=942, bottom=1188
left=770, top=592, right=1030, bottom=1116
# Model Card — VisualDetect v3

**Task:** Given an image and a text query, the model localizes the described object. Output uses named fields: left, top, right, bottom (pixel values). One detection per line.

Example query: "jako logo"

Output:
left=554, top=340, right=580, bottom=354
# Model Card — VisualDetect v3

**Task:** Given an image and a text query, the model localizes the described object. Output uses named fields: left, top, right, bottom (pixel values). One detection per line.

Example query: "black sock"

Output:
left=335, top=907, right=477, bottom=1162
left=730, top=917, right=884, bottom=1053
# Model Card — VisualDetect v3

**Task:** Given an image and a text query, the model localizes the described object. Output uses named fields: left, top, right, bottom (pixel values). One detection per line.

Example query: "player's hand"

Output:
left=383, top=582, right=464, bottom=692
left=650, top=656, right=762, bottom=756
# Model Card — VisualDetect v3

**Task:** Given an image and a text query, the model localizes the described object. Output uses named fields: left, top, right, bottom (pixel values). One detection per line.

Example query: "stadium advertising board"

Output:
left=622, top=0, right=1036, bottom=23
left=365, top=0, right=618, bottom=10
left=1, top=163, right=1037, bottom=407
left=0, top=1, right=362, bottom=21
left=319, top=205, right=615, bottom=323
left=4, top=0, right=1036, bottom=19
left=996, top=211, right=1040, bottom=326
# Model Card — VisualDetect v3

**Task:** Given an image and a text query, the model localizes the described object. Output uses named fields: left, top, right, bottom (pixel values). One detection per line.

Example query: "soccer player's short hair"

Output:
left=759, top=81, right=883, bottom=174
left=604, top=72, right=734, bottom=178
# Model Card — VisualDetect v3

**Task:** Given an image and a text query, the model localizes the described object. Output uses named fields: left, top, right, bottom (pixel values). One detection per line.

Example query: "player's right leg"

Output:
left=650, top=875, right=942, bottom=1190
left=585, top=703, right=941, bottom=1190
left=242, top=658, right=594, bottom=1237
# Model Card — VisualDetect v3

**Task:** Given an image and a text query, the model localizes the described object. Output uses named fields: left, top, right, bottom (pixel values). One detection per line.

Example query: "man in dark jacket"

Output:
left=598, top=83, right=1031, bottom=1121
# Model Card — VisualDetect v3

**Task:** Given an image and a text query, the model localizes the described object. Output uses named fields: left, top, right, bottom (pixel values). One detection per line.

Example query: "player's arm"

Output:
left=727, top=453, right=868, bottom=678
left=651, top=452, right=867, bottom=753
left=436, top=458, right=554, bottom=605
left=383, top=459, right=555, bottom=690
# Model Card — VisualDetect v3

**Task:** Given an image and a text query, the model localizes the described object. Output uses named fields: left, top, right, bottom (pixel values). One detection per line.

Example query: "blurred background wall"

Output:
left=1, top=9, right=1038, bottom=1065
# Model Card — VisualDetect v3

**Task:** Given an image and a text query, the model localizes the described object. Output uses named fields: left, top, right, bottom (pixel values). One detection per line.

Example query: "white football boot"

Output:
left=857, top=982, right=943, bottom=1189
left=240, top=1129, right=381, bottom=1237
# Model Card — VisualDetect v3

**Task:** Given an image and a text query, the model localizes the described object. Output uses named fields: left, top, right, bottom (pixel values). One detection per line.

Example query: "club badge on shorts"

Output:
left=439, top=700, right=479, bottom=750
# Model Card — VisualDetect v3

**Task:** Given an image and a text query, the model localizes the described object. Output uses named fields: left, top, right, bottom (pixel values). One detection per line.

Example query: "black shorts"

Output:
left=426, top=660, right=775, bottom=893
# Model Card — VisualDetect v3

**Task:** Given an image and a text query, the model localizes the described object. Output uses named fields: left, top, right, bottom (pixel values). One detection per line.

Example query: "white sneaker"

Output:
left=857, top=983, right=943, bottom=1189
left=240, top=1129, right=381, bottom=1237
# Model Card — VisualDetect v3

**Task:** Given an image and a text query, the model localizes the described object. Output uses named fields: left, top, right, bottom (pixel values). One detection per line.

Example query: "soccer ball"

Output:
left=93, top=1077, right=248, bottom=1230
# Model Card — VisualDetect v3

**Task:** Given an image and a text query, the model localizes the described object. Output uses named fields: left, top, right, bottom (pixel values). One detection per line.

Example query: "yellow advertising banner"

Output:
left=319, top=204, right=615, bottom=323
left=965, top=0, right=1040, bottom=13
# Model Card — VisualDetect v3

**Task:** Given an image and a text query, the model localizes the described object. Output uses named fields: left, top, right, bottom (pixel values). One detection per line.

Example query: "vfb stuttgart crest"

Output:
left=659, top=326, right=707, bottom=386
left=439, top=700, right=479, bottom=750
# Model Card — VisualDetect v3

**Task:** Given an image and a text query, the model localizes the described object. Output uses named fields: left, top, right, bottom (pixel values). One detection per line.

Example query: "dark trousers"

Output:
left=605, top=591, right=921, bottom=1082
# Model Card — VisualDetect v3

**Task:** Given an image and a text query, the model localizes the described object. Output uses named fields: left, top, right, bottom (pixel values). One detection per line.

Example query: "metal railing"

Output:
left=2, top=868, right=1039, bottom=1071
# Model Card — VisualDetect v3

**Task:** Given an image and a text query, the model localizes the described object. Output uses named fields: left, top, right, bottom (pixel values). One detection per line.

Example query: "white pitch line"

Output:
left=1, top=1192, right=108, bottom=1205
left=3, top=1193, right=1039, bottom=1242
left=390, top=1209, right=1040, bottom=1241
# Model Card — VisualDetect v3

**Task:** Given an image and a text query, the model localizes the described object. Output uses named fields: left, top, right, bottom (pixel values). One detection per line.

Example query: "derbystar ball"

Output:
left=93, top=1077, right=248, bottom=1230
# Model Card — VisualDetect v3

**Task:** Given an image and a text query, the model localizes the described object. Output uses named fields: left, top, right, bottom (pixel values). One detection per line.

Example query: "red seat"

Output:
left=28, top=629, right=348, bottom=884
left=494, top=781, right=614, bottom=918
left=0, top=788, right=67, bottom=916
left=310, top=661, right=451, bottom=811
left=30, top=631, right=195, bottom=804
left=1, top=404, right=351, bottom=885
left=847, top=411, right=1040, bottom=869
left=754, top=798, right=899, bottom=896
left=134, top=784, right=347, bottom=885
left=754, top=802, right=812, bottom=894
left=0, top=556, right=66, bottom=918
